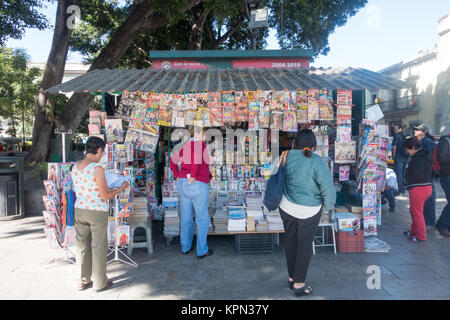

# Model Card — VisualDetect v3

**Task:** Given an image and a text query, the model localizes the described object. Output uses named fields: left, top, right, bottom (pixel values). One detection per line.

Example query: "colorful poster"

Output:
left=105, top=119, right=124, bottom=143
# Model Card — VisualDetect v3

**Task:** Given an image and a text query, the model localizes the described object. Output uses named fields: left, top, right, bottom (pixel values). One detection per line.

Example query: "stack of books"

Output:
left=228, top=206, right=246, bottom=232
left=212, top=210, right=229, bottom=234
left=163, top=198, right=180, bottom=238
left=256, top=219, right=269, bottom=232
left=130, top=196, right=148, bottom=224
left=266, top=212, right=284, bottom=231
left=246, top=193, right=263, bottom=211
left=246, top=216, right=256, bottom=232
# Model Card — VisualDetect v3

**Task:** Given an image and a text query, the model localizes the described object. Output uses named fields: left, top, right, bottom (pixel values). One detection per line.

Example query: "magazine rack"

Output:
left=107, top=194, right=138, bottom=268
left=48, top=236, right=76, bottom=265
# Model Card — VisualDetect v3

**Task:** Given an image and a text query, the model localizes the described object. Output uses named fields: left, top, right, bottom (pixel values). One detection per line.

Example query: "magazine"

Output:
left=247, top=90, right=258, bottom=102
left=208, top=91, right=221, bottom=108
left=337, top=90, right=352, bottom=105
left=284, top=90, right=296, bottom=105
left=140, top=131, right=159, bottom=153
left=116, top=91, right=136, bottom=119
left=184, top=109, right=197, bottom=126
left=283, top=111, right=297, bottom=132
left=319, top=99, right=334, bottom=120
left=222, top=103, right=234, bottom=123
left=105, top=119, right=124, bottom=143
left=185, top=93, right=197, bottom=109
left=270, top=110, right=283, bottom=130
left=210, top=106, right=224, bottom=127
left=335, top=141, right=356, bottom=164
left=259, top=90, right=273, bottom=103
left=196, top=92, right=208, bottom=108
left=44, top=227, right=60, bottom=249
left=307, top=100, right=319, bottom=120
left=196, top=107, right=211, bottom=127
left=234, top=101, right=248, bottom=122
left=157, top=106, right=172, bottom=127
left=339, top=165, right=350, bottom=182
left=337, top=125, right=352, bottom=142
left=117, top=197, right=131, bottom=218
left=115, top=225, right=130, bottom=246
left=47, top=163, right=61, bottom=189
left=63, top=225, right=76, bottom=247
left=42, top=211, right=58, bottom=228
left=88, top=124, right=101, bottom=136
left=259, top=100, right=271, bottom=128
left=221, top=90, right=234, bottom=103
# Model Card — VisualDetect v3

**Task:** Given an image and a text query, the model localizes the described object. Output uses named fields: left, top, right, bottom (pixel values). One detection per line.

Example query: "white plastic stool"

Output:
left=312, top=223, right=336, bottom=255
left=127, top=222, right=153, bottom=255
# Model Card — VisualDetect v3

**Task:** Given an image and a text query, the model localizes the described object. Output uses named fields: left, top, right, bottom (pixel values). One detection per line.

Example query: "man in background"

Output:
left=434, top=134, right=450, bottom=237
left=414, top=124, right=436, bottom=227
left=382, top=168, right=398, bottom=212
left=392, top=124, right=408, bottom=195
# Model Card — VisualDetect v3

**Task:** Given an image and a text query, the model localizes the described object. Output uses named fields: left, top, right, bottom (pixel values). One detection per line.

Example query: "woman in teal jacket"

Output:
left=279, top=129, right=336, bottom=297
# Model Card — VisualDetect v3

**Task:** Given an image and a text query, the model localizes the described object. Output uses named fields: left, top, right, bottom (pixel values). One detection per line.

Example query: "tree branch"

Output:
left=208, top=15, right=245, bottom=50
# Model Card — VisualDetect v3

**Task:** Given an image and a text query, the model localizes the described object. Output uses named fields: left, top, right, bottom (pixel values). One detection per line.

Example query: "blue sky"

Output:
left=6, top=0, right=450, bottom=71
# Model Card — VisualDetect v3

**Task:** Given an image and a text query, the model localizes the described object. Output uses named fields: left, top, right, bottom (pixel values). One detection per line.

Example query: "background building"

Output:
left=369, top=14, right=450, bottom=136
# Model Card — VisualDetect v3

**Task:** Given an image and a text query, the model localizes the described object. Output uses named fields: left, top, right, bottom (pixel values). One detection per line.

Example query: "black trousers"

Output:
left=279, top=207, right=322, bottom=283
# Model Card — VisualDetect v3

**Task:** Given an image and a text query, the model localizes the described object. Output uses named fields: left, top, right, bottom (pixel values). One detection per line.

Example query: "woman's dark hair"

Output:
left=294, top=129, right=317, bottom=157
left=404, top=136, right=421, bottom=150
left=85, top=136, right=106, bottom=155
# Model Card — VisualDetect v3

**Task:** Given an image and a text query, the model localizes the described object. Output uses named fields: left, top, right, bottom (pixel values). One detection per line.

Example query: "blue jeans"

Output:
left=423, top=181, right=436, bottom=226
left=394, top=155, right=408, bottom=194
left=382, top=189, right=396, bottom=209
left=177, top=178, right=210, bottom=256
left=436, top=176, right=450, bottom=231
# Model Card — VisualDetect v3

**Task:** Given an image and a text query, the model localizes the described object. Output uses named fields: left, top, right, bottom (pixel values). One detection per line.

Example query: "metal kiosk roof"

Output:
left=46, top=67, right=408, bottom=94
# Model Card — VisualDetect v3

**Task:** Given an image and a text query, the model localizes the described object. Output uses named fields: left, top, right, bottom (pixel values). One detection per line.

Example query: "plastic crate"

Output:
left=235, top=233, right=275, bottom=254
left=335, top=230, right=364, bottom=253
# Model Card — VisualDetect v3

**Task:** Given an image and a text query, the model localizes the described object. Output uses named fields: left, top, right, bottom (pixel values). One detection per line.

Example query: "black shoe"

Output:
left=292, top=284, right=313, bottom=297
left=181, top=248, right=193, bottom=254
left=288, top=280, right=294, bottom=290
left=437, top=228, right=450, bottom=237
left=197, top=249, right=214, bottom=259
left=389, top=207, right=396, bottom=213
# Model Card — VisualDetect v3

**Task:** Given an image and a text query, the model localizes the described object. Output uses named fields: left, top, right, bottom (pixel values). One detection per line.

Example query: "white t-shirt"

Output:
left=279, top=194, right=321, bottom=219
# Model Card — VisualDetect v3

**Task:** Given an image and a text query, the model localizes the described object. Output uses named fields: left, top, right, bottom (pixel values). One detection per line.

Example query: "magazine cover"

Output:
left=337, top=125, right=352, bottom=142
left=113, top=144, right=129, bottom=163
left=196, top=107, right=211, bottom=127
left=210, top=106, right=224, bottom=127
left=130, top=120, right=159, bottom=136
left=130, top=101, right=147, bottom=122
left=270, top=110, right=283, bottom=130
left=105, top=119, right=124, bottom=143
left=234, top=90, right=248, bottom=104
left=44, top=227, right=60, bottom=249
left=115, top=225, right=130, bottom=246
left=307, top=100, right=319, bottom=120
left=116, top=91, right=136, bottom=119
left=335, top=141, right=356, bottom=164
left=63, top=225, right=76, bottom=247
left=88, top=124, right=100, bottom=136
left=117, top=197, right=131, bottom=218
left=319, top=99, right=334, bottom=120
left=247, top=90, right=258, bottom=102
left=248, top=111, right=259, bottom=131
left=185, top=109, right=197, bottom=126
left=196, top=92, right=208, bottom=108
left=259, top=90, right=273, bottom=103
left=283, top=111, right=297, bottom=132
left=125, top=128, right=141, bottom=146
left=89, top=116, right=101, bottom=126
left=157, top=106, right=172, bottom=127
left=42, top=211, right=58, bottom=228
left=337, top=105, right=352, bottom=124
left=284, top=90, right=296, bottom=105
left=222, top=103, right=234, bottom=123
left=140, top=132, right=159, bottom=153
left=60, top=163, right=75, bottom=183
left=185, top=93, right=197, bottom=109
left=296, top=90, right=309, bottom=123
left=259, top=100, right=271, bottom=128
left=221, top=90, right=234, bottom=103
left=172, top=107, right=186, bottom=127
left=43, top=180, right=58, bottom=199
left=208, top=91, right=221, bottom=108
left=234, top=101, right=248, bottom=122
left=339, top=165, right=350, bottom=182
left=337, top=90, right=353, bottom=105
left=47, top=163, right=61, bottom=189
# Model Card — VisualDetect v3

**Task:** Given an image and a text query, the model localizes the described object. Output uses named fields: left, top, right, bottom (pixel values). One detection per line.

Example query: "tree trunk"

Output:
left=188, top=3, right=209, bottom=50
left=26, top=0, right=76, bottom=163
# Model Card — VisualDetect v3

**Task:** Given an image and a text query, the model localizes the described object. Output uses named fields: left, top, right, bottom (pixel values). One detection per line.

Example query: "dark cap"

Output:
left=413, top=123, right=431, bottom=134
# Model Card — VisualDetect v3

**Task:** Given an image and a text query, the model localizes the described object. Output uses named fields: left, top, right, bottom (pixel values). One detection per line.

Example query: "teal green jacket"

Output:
left=283, top=150, right=336, bottom=211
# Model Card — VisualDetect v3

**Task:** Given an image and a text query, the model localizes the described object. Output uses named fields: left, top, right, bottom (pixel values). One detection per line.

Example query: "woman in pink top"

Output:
left=170, top=126, right=213, bottom=258
left=72, top=137, right=129, bottom=292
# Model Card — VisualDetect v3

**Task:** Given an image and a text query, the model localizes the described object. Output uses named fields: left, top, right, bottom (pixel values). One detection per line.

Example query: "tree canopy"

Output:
left=0, top=0, right=50, bottom=45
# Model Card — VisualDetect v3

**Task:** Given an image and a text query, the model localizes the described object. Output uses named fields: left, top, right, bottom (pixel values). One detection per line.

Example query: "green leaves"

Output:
left=0, top=0, right=50, bottom=45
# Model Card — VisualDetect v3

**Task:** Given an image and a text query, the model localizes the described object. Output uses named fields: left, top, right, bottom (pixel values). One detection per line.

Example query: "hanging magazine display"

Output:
left=105, top=119, right=124, bottom=143
left=307, top=89, right=319, bottom=120
left=335, top=141, right=356, bottom=164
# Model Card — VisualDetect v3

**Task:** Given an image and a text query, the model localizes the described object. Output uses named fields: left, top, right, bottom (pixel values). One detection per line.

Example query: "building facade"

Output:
left=370, top=14, right=450, bottom=136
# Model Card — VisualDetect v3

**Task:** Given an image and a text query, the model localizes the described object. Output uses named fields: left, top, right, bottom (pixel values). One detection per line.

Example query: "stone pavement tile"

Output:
left=383, top=264, right=443, bottom=281
left=343, top=252, right=409, bottom=267
left=381, top=279, right=450, bottom=299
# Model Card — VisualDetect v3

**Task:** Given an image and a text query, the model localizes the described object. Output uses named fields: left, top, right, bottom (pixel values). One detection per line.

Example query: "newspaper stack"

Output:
left=212, top=210, right=229, bottom=233
left=163, top=198, right=180, bottom=238
left=246, top=216, right=256, bottom=232
left=266, top=212, right=284, bottom=231
left=245, top=193, right=263, bottom=211
left=163, top=210, right=180, bottom=238
left=129, top=196, right=148, bottom=225
left=228, top=207, right=246, bottom=232
left=256, top=219, right=269, bottom=232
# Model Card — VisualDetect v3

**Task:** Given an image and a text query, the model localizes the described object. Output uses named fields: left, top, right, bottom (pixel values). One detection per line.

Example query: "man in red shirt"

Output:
left=170, top=126, right=213, bottom=258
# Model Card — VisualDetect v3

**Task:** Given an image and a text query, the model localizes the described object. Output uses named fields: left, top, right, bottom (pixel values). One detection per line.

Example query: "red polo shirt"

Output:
left=169, top=140, right=211, bottom=184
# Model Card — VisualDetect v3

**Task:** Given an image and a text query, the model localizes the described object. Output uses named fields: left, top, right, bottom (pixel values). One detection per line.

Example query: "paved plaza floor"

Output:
left=1, top=179, right=449, bottom=300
